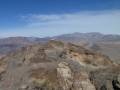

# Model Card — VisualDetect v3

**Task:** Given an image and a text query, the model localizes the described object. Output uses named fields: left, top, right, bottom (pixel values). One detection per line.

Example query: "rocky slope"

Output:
left=0, top=40, right=119, bottom=90
left=90, top=42, right=120, bottom=64
left=1, top=32, right=120, bottom=64
left=53, top=32, right=120, bottom=64
left=0, top=37, right=50, bottom=57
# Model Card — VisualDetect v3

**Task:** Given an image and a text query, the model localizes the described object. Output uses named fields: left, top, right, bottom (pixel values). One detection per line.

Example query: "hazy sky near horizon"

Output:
left=0, top=0, right=120, bottom=37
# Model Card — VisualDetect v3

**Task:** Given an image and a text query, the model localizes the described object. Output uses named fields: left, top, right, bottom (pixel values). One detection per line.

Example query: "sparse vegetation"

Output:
left=0, top=40, right=119, bottom=90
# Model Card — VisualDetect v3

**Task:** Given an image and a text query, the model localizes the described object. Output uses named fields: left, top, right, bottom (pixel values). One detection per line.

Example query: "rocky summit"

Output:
left=0, top=40, right=119, bottom=90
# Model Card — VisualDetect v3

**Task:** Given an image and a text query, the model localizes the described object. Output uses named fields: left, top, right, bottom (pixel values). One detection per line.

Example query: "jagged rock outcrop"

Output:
left=57, top=62, right=73, bottom=90
left=0, top=40, right=119, bottom=90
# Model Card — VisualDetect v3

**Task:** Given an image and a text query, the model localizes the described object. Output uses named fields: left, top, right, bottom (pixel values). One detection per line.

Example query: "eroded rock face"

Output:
left=73, top=72, right=96, bottom=90
left=56, top=62, right=96, bottom=90
left=57, top=62, right=73, bottom=90
left=0, top=40, right=119, bottom=90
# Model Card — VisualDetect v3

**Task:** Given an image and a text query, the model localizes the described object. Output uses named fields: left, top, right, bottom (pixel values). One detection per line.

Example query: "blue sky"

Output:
left=0, top=0, right=120, bottom=37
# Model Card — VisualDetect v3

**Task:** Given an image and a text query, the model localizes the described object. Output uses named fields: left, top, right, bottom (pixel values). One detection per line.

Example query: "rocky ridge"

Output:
left=0, top=40, right=119, bottom=90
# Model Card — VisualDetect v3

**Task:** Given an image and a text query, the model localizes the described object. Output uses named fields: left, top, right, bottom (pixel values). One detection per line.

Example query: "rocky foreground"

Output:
left=0, top=40, right=119, bottom=90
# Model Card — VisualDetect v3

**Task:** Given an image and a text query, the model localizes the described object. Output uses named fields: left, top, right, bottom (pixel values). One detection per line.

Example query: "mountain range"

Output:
left=0, top=32, right=120, bottom=63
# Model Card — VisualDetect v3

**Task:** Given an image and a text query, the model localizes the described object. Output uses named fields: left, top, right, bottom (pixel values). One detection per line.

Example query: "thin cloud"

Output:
left=1, top=10, right=120, bottom=37
left=21, top=10, right=120, bottom=27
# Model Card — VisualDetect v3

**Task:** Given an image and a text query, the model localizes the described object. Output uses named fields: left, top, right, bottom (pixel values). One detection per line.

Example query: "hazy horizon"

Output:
left=0, top=32, right=120, bottom=39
